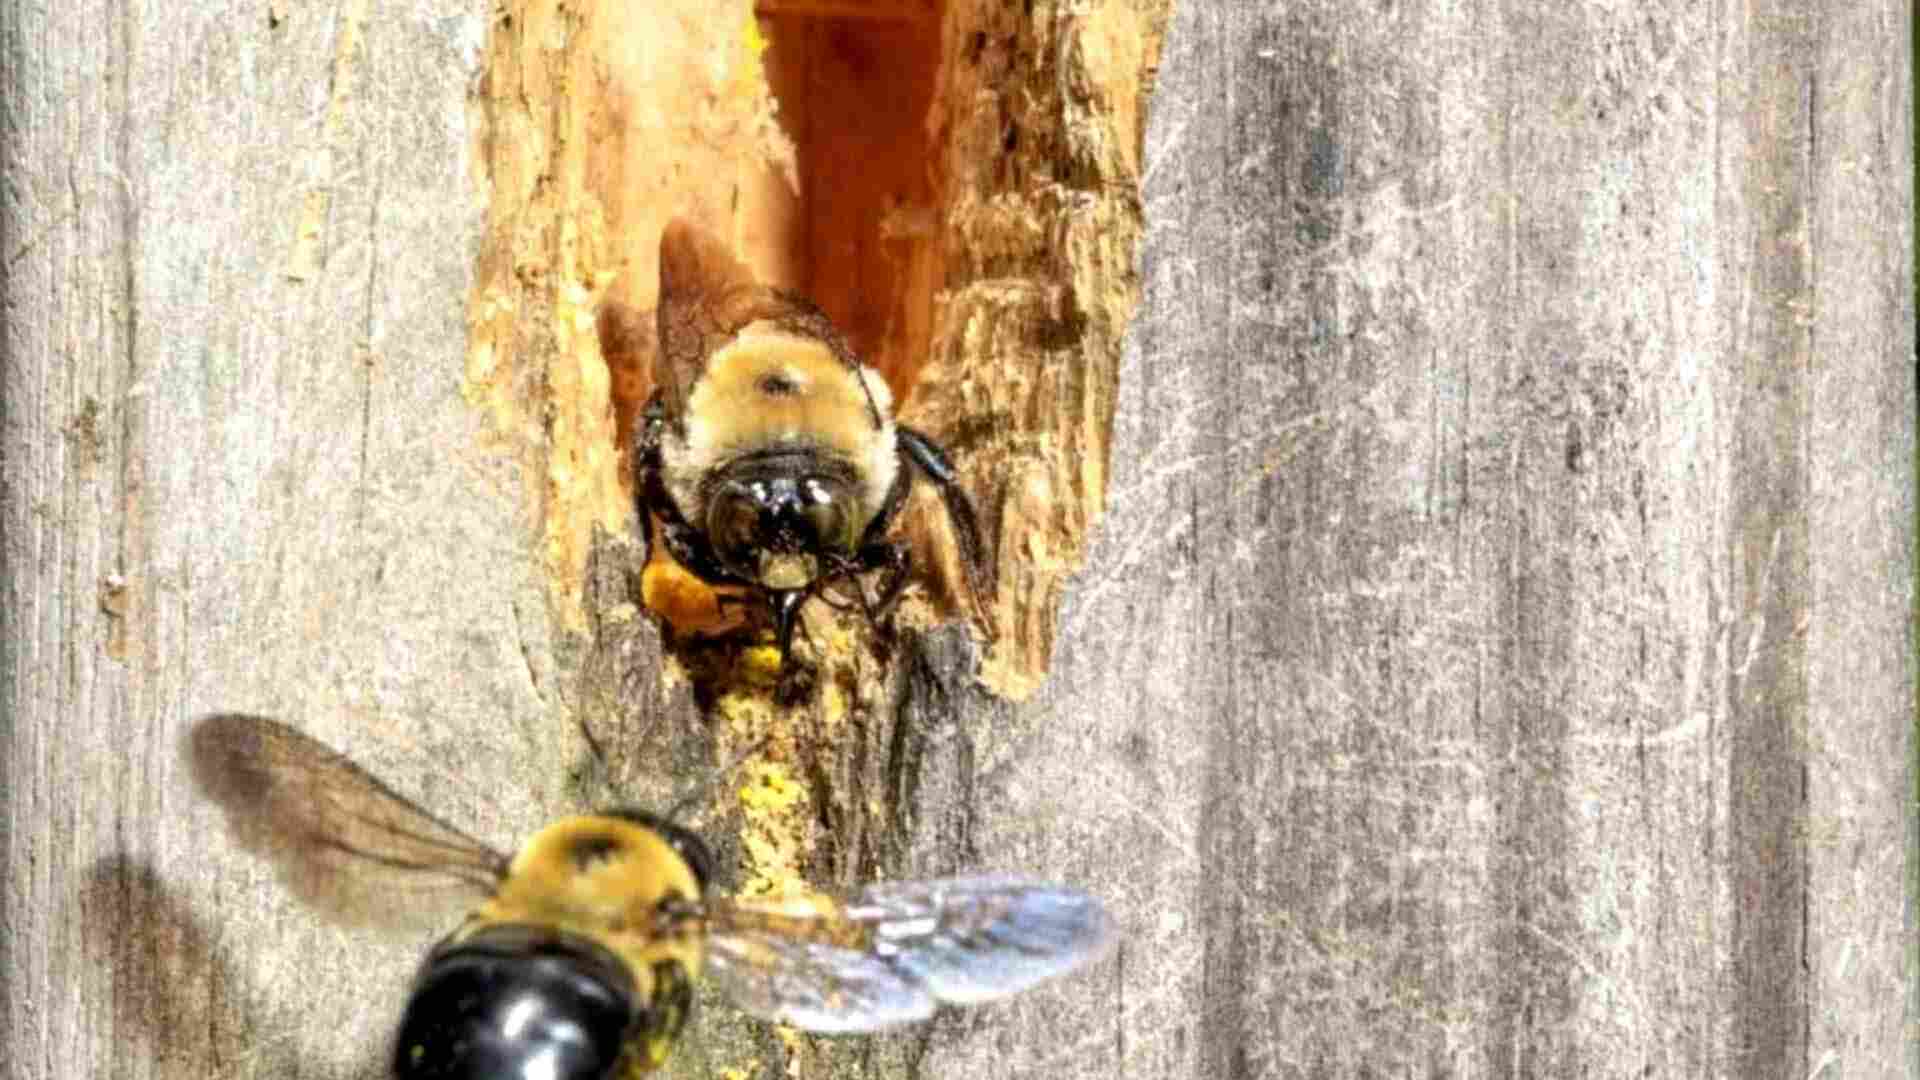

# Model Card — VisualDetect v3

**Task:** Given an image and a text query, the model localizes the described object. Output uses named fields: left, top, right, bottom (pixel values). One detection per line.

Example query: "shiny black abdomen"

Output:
left=392, top=925, right=635, bottom=1080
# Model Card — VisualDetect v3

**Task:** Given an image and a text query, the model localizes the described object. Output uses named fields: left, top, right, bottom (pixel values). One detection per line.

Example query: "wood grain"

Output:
left=2, top=2, right=1912, bottom=1079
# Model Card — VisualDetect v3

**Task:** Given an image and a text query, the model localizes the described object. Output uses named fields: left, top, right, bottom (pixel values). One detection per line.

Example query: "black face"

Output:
left=393, top=925, right=635, bottom=1080
left=704, top=456, right=858, bottom=585
left=600, top=808, right=715, bottom=892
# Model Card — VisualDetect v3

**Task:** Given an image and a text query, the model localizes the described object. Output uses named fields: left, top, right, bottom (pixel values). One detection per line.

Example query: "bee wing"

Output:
left=654, top=219, right=870, bottom=422
left=655, top=218, right=771, bottom=416
left=187, top=713, right=507, bottom=932
left=700, top=876, right=1115, bottom=1033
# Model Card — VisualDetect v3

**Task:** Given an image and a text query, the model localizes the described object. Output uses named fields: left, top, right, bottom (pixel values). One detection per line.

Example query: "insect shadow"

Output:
left=75, top=712, right=489, bottom=1080
left=79, top=855, right=388, bottom=1080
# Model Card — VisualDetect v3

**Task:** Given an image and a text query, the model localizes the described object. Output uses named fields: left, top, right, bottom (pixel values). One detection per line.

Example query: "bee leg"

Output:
left=634, top=393, right=667, bottom=465
left=634, top=391, right=743, bottom=588
left=640, top=472, right=740, bottom=589
left=632, top=393, right=671, bottom=542
left=896, top=426, right=990, bottom=603
left=826, top=544, right=909, bottom=664
left=857, top=542, right=912, bottom=623
left=809, top=580, right=862, bottom=614
left=656, top=520, right=736, bottom=585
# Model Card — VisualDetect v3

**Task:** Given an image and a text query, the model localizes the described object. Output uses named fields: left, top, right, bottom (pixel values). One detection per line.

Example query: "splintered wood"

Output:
left=917, top=0, right=1167, bottom=698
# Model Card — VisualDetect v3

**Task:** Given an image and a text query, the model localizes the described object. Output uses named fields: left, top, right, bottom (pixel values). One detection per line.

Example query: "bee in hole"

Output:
left=635, top=218, right=987, bottom=692
left=189, top=714, right=1112, bottom=1079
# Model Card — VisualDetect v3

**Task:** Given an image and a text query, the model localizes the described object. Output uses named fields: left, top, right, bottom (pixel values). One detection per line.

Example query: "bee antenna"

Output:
left=668, top=734, right=773, bottom=825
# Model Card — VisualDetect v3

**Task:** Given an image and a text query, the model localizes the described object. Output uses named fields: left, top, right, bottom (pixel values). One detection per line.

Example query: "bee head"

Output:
left=705, top=454, right=859, bottom=590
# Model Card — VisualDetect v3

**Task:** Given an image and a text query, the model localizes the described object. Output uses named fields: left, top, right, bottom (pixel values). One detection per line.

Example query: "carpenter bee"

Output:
left=189, top=715, right=1112, bottom=1079
left=636, top=219, right=986, bottom=679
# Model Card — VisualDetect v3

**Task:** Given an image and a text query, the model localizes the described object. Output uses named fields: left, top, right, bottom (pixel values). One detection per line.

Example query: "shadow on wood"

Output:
left=80, top=856, right=386, bottom=1080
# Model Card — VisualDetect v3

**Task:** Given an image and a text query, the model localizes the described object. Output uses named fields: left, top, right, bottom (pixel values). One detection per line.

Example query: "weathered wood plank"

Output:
left=2, top=2, right=1911, bottom=1079
left=2, top=3, right=576, bottom=1077
left=1806, top=3, right=1916, bottom=1074
left=892, top=1, right=1914, bottom=1076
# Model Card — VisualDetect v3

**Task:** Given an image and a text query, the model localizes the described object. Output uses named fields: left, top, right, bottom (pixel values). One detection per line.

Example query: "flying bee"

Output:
left=636, top=218, right=988, bottom=683
left=188, top=714, right=1113, bottom=1079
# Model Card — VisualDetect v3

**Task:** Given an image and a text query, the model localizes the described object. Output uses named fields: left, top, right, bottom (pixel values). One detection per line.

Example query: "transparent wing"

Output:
left=703, top=924, right=937, bottom=1032
left=701, top=876, right=1114, bottom=1033
left=187, top=713, right=506, bottom=932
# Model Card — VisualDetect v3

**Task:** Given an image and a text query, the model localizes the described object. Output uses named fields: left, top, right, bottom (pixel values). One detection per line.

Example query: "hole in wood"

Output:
left=470, top=0, right=1161, bottom=710
left=606, top=1, right=971, bottom=701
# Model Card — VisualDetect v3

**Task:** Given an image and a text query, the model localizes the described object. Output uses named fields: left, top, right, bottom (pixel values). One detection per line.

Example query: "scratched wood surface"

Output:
left=2, top=4, right=1914, bottom=1080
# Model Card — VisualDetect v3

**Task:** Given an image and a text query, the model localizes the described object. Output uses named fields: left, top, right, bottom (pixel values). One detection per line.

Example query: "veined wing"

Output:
left=187, top=713, right=506, bottom=931
left=700, top=876, right=1114, bottom=1033
left=654, top=218, right=869, bottom=421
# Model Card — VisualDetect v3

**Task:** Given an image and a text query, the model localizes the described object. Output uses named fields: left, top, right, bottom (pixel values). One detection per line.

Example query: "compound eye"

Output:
left=801, top=479, right=854, bottom=553
left=707, top=488, right=765, bottom=575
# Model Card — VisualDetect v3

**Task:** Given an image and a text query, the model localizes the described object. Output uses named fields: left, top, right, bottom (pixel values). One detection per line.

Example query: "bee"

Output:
left=189, top=715, right=1113, bottom=1078
left=635, top=218, right=987, bottom=679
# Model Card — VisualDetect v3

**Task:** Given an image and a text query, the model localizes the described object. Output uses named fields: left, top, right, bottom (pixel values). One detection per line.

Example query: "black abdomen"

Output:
left=392, top=925, right=635, bottom=1080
